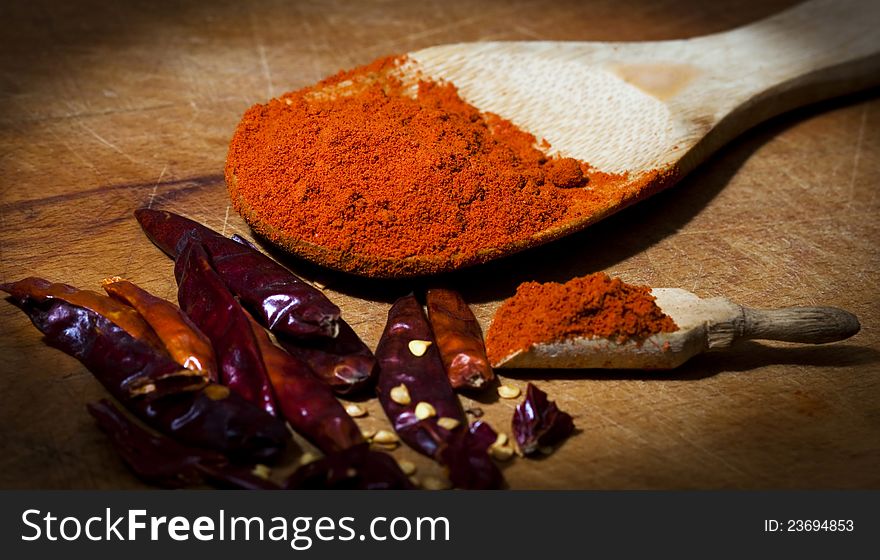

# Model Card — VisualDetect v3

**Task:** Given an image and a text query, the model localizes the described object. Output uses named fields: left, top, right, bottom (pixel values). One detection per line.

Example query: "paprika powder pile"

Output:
left=484, top=272, right=678, bottom=364
left=226, top=55, right=663, bottom=277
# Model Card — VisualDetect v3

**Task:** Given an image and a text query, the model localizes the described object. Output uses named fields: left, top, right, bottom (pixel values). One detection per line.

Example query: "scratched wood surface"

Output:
left=1, top=0, right=878, bottom=489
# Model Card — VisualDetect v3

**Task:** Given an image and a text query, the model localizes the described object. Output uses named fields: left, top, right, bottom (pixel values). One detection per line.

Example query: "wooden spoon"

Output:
left=492, top=288, right=861, bottom=369
left=234, top=0, right=880, bottom=277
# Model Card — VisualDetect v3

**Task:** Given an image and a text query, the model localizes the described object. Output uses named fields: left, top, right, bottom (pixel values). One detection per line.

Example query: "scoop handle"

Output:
left=739, top=306, right=861, bottom=344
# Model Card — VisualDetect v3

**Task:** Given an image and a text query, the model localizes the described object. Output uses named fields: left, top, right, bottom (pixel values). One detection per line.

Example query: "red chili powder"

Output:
left=226, top=55, right=666, bottom=276
left=485, top=272, right=678, bottom=363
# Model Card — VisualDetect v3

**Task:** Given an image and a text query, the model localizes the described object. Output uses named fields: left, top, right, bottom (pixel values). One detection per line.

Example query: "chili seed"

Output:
left=414, top=402, right=437, bottom=420
left=299, top=452, right=318, bottom=466
left=345, top=468, right=357, bottom=478
left=131, top=383, right=157, bottom=396
left=495, top=432, right=509, bottom=447
left=251, top=464, right=272, bottom=479
left=345, top=403, right=367, bottom=417
left=497, top=384, right=521, bottom=399
left=436, top=417, right=460, bottom=430
left=421, top=476, right=452, bottom=490
left=489, top=445, right=515, bottom=461
left=390, top=383, right=411, bottom=405
left=397, top=459, right=417, bottom=476
left=373, top=429, right=399, bottom=445
left=407, top=339, right=432, bottom=357
left=360, top=427, right=377, bottom=440
left=539, top=446, right=554, bottom=455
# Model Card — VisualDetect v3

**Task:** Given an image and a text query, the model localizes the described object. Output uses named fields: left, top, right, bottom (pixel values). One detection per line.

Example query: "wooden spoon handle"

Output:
left=723, top=0, right=880, bottom=84
left=739, top=306, right=861, bottom=344
left=674, top=0, right=880, bottom=176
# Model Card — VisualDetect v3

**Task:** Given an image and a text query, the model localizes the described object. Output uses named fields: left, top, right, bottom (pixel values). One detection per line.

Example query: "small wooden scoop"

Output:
left=493, top=288, right=861, bottom=369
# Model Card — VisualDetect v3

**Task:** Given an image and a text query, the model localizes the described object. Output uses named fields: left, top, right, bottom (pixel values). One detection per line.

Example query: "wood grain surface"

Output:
left=1, top=0, right=878, bottom=489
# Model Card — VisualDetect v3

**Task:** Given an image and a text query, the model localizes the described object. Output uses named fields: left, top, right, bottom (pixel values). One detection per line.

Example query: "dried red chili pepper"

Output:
left=137, top=209, right=377, bottom=393
left=247, top=314, right=363, bottom=453
left=88, top=400, right=279, bottom=489
left=438, top=420, right=504, bottom=489
left=136, top=208, right=340, bottom=338
left=1, top=281, right=288, bottom=462
left=375, top=294, right=503, bottom=489
left=229, top=233, right=377, bottom=394
left=102, top=277, right=217, bottom=382
left=175, top=238, right=278, bottom=416
left=4, top=277, right=163, bottom=353
left=426, top=289, right=494, bottom=390
left=248, top=314, right=414, bottom=486
left=512, top=383, right=575, bottom=455
left=275, top=320, right=377, bottom=395
left=2, top=278, right=186, bottom=395
left=285, top=443, right=415, bottom=490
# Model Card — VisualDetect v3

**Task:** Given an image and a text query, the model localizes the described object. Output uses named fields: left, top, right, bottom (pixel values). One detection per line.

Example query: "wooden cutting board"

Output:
left=1, top=0, right=878, bottom=489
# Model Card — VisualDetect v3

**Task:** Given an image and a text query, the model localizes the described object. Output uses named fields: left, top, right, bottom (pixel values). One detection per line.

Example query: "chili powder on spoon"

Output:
left=485, top=272, right=678, bottom=364
left=226, top=55, right=658, bottom=276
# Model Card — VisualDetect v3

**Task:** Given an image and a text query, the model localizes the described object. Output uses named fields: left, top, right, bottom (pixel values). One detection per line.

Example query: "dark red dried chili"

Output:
left=229, top=234, right=377, bottom=395
left=4, top=277, right=163, bottom=354
left=247, top=314, right=363, bottom=453
left=175, top=238, right=278, bottom=416
left=512, top=383, right=575, bottom=455
left=438, top=420, right=505, bottom=489
left=88, top=399, right=279, bottom=490
left=136, top=209, right=377, bottom=394
left=1, top=281, right=288, bottom=462
left=248, top=313, right=414, bottom=487
left=136, top=208, right=340, bottom=338
left=275, top=320, right=377, bottom=395
left=375, top=294, right=503, bottom=489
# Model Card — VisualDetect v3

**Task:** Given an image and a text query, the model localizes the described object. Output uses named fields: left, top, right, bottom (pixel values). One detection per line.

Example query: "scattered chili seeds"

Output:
left=390, top=383, right=412, bottom=405
left=498, top=384, right=521, bottom=399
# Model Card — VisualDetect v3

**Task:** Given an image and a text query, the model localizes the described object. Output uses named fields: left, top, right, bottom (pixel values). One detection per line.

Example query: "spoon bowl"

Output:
left=231, top=0, right=880, bottom=277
